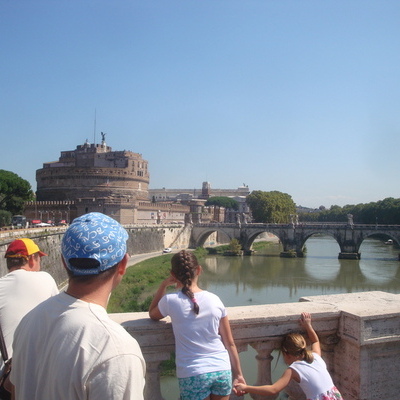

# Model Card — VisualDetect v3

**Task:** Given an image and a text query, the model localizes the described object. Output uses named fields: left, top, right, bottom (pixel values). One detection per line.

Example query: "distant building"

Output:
left=149, top=183, right=250, bottom=202
left=24, top=138, right=189, bottom=225
left=149, top=182, right=251, bottom=223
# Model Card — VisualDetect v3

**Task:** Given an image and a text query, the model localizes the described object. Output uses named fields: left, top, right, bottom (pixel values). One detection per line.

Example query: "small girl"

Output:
left=149, top=250, right=245, bottom=400
left=235, top=312, right=343, bottom=400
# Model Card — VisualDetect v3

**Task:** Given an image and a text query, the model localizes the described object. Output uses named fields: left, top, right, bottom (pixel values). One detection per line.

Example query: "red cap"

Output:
left=5, top=238, right=47, bottom=259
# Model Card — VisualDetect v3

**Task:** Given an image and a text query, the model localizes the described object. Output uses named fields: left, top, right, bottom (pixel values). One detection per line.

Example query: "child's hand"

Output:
left=299, top=312, right=312, bottom=328
left=234, top=382, right=248, bottom=394
left=162, top=275, right=178, bottom=288
left=233, top=376, right=247, bottom=396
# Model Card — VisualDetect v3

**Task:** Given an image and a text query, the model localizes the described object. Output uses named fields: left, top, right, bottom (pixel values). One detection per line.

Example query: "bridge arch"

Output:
left=297, top=230, right=343, bottom=255
left=357, top=231, right=400, bottom=247
left=240, top=229, right=283, bottom=252
left=190, top=226, right=235, bottom=248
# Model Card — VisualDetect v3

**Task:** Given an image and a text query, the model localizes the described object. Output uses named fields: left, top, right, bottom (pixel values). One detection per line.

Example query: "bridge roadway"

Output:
left=190, top=222, right=400, bottom=259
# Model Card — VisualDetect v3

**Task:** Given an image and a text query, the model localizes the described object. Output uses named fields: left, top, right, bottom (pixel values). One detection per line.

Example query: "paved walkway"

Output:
left=127, top=249, right=181, bottom=268
left=127, top=251, right=164, bottom=267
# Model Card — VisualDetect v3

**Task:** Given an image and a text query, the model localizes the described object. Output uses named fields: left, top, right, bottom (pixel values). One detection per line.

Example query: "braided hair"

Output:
left=281, top=332, right=314, bottom=364
left=171, top=250, right=200, bottom=315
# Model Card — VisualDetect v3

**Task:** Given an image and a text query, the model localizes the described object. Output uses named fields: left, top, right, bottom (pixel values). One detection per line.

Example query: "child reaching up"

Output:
left=235, top=312, right=343, bottom=400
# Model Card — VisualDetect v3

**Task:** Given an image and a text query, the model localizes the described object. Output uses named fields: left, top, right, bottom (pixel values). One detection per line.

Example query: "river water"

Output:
left=160, top=235, right=400, bottom=399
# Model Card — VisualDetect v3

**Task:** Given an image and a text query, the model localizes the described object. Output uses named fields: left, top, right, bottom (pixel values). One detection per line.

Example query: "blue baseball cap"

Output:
left=61, top=212, right=128, bottom=276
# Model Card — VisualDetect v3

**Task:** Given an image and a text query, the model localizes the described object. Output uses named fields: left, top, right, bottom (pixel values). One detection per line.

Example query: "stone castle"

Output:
left=25, top=137, right=188, bottom=225
left=36, top=137, right=149, bottom=202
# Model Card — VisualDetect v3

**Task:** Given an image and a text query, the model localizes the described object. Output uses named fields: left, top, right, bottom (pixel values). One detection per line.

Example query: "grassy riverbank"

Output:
left=107, top=253, right=174, bottom=313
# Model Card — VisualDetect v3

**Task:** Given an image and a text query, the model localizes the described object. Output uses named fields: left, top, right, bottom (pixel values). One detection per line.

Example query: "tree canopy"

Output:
left=205, top=196, right=239, bottom=210
left=0, top=169, right=34, bottom=215
left=298, top=197, right=400, bottom=224
left=246, top=190, right=296, bottom=223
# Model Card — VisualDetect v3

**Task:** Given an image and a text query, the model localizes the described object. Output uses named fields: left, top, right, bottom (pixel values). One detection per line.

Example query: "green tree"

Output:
left=0, top=210, right=11, bottom=227
left=228, top=238, right=242, bottom=255
left=246, top=190, right=296, bottom=223
left=205, top=196, right=239, bottom=210
left=0, top=170, right=34, bottom=215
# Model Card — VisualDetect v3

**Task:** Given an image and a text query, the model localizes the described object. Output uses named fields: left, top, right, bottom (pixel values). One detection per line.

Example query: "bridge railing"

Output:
left=195, top=222, right=400, bottom=228
left=111, top=291, right=400, bottom=400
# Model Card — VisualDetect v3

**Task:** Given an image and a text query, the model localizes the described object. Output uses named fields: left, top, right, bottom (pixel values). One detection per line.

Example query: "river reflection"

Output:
left=199, top=236, right=400, bottom=306
left=160, top=236, right=400, bottom=399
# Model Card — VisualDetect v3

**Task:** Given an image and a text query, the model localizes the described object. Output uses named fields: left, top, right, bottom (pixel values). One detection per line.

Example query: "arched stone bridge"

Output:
left=190, top=222, right=400, bottom=259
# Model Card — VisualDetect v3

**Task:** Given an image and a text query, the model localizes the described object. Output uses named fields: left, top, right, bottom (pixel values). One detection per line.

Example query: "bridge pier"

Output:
left=339, top=252, right=360, bottom=260
left=280, top=249, right=304, bottom=258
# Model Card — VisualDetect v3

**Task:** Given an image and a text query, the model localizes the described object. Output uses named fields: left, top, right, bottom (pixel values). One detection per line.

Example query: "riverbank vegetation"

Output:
left=298, top=197, right=400, bottom=224
left=108, top=253, right=173, bottom=313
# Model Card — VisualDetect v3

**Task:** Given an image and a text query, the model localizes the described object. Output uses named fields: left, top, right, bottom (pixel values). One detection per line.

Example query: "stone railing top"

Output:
left=111, top=291, right=400, bottom=352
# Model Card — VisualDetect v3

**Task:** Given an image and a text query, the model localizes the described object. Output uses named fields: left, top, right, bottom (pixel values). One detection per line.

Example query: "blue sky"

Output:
left=1, top=1, right=399, bottom=209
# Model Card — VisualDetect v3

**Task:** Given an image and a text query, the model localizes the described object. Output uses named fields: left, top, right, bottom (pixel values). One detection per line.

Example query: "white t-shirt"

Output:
left=289, top=352, right=335, bottom=399
left=158, top=290, right=231, bottom=378
left=11, top=292, right=146, bottom=400
left=0, top=269, right=59, bottom=368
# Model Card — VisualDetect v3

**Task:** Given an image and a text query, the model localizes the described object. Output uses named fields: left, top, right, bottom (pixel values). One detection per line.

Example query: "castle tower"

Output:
left=200, top=181, right=211, bottom=199
left=36, top=141, right=150, bottom=202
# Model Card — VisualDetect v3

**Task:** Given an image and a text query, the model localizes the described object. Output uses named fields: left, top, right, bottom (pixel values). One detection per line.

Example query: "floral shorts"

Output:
left=309, top=386, right=343, bottom=400
left=178, top=370, right=232, bottom=400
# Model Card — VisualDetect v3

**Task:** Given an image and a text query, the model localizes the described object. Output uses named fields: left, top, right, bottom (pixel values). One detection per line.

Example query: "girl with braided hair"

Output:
left=235, top=312, right=343, bottom=400
left=149, top=250, right=246, bottom=400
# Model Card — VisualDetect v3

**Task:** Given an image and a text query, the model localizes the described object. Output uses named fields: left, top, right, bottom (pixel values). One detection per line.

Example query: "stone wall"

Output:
left=0, top=224, right=191, bottom=285
left=0, top=228, right=69, bottom=286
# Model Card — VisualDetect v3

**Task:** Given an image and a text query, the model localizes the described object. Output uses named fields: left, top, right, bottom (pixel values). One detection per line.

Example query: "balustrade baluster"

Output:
left=249, top=341, right=277, bottom=400
left=143, top=355, right=168, bottom=400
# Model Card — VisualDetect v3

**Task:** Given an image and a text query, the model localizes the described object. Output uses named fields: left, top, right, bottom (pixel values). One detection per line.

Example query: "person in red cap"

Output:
left=0, top=238, right=58, bottom=376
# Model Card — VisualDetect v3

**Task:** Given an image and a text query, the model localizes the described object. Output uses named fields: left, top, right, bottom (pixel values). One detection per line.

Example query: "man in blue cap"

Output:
left=10, top=213, right=146, bottom=400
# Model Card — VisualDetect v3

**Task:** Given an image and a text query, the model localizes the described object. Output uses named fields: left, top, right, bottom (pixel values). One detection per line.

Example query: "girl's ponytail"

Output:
left=171, top=251, right=200, bottom=315
left=303, top=347, right=314, bottom=364
left=281, top=333, right=314, bottom=364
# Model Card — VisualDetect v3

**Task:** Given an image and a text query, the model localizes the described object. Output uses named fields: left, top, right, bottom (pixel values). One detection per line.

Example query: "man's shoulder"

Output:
left=0, top=269, right=54, bottom=280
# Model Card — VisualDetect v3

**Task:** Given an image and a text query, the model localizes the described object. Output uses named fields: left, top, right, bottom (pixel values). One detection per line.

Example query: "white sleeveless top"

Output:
left=289, top=352, right=335, bottom=399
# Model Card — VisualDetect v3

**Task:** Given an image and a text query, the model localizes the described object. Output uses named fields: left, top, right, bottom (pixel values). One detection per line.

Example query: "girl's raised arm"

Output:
left=300, top=312, right=321, bottom=356
left=149, top=276, right=176, bottom=320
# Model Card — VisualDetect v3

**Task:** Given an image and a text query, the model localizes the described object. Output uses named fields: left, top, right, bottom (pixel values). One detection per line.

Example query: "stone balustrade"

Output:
left=111, top=291, right=400, bottom=400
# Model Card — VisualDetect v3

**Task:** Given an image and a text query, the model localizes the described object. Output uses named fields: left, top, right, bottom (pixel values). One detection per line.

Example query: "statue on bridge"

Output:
left=236, top=213, right=241, bottom=227
left=290, top=214, right=299, bottom=228
left=347, top=214, right=354, bottom=228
